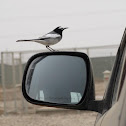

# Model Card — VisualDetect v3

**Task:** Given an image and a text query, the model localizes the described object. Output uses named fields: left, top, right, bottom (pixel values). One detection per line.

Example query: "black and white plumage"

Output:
left=16, top=26, right=68, bottom=51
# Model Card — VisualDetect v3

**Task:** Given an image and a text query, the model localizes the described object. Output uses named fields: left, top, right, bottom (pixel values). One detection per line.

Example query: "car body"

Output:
left=22, top=28, right=126, bottom=126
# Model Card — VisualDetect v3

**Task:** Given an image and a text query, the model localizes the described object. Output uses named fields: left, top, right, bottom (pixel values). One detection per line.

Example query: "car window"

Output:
left=112, top=46, right=126, bottom=104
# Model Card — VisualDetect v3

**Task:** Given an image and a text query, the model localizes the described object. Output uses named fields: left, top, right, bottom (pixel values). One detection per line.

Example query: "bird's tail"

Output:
left=16, top=39, right=32, bottom=42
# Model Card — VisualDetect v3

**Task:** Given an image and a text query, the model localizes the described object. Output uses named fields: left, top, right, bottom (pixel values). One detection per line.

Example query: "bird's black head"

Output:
left=53, top=26, right=68, bottom=36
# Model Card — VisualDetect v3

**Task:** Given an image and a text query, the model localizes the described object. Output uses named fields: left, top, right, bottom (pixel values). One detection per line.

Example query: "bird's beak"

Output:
left=63, top=27, right=68, bottom=30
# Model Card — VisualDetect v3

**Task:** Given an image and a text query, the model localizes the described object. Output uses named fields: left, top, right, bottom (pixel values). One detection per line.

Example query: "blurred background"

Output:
left=0, top=0, right=126, bottom=126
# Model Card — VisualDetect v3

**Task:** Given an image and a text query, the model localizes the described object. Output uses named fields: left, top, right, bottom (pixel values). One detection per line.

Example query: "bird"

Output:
left=16, top=26, right=68, bottom=51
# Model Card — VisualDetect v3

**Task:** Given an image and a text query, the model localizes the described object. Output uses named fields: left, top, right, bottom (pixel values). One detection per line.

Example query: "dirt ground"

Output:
left=0, top=110, right=97, bottom=126
left=0, top=82, right=106, bottom=126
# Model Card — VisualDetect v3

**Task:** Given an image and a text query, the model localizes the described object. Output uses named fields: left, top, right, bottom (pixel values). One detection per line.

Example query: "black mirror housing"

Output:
left=22, top=51, right=96, bottom=111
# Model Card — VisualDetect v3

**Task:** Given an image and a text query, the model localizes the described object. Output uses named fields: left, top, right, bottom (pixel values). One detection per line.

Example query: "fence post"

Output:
left=73, top=48, right=77, bottom=52
left=1, top=52, right=7, bottom=115
left=19, top=52, right=28, bottom=113
left=87, top=48, right=90, bottom=56
left=12, top=52, right=17, bottom=113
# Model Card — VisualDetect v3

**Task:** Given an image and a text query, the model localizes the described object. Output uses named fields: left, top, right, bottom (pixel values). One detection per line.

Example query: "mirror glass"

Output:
left=25, top=55, right=87, bottom=104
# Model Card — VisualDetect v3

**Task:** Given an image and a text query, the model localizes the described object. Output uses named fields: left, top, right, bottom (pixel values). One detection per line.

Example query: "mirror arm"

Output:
left=86, top=100, right=104, bottom=114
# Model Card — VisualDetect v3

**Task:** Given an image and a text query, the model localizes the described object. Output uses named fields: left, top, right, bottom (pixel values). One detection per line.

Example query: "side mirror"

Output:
left=22, top=52, right=95, bottom=110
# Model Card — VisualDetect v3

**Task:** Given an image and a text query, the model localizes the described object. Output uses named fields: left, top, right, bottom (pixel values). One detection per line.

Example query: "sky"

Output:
left=0, top=0, right=126, bottom=52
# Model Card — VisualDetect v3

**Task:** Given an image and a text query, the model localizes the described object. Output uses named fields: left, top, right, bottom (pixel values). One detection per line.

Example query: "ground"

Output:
left=0, top=110, right=97, bottom=126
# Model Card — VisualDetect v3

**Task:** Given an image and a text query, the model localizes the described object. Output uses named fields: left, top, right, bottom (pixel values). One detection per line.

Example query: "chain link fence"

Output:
left=0, top=45, right=119, bottom=115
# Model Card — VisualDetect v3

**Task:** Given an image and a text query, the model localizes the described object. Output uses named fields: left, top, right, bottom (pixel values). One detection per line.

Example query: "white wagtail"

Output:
left=16, top=26, right=68, bottom=51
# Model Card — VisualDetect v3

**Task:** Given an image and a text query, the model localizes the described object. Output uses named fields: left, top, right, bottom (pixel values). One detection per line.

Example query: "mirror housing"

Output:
left=22, top=51, right=98, bottom=111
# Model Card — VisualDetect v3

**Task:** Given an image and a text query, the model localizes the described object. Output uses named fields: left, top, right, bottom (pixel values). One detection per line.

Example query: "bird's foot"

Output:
left=46, top=46, right=56, bottom=52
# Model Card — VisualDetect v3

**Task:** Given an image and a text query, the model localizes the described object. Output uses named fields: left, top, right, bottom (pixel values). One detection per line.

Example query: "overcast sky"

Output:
left=0, top=0, right=126, bottom=52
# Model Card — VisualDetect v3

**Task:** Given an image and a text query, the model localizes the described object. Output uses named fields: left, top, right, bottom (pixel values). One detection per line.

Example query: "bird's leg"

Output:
left=49, top=46, right=59, bottom=51
left=46, top=46, right=55, bottom=51
left=46, top=46, right=52, bottom=51
left=48, top=46, right=56, bottom=51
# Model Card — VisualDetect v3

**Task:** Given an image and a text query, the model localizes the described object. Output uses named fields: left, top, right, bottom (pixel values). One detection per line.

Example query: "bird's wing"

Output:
left=39, top=33, right=60, bottom=39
